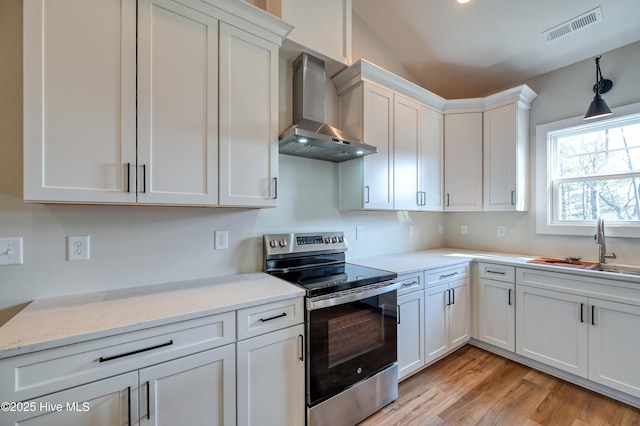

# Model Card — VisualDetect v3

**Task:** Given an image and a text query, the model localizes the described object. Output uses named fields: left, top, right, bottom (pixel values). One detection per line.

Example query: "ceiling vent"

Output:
left=543, top=7, right=603, bottom=43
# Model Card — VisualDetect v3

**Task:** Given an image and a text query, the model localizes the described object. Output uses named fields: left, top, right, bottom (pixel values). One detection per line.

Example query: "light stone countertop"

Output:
left=3, top=249, right=639, bottom=360
left=0, top=273, right=304, bottom=359
left=351, top=248, right=640, bottom=285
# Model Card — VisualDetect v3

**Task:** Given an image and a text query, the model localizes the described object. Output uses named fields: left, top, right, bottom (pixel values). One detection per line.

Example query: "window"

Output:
left=536, top=102, right=640, bottom=238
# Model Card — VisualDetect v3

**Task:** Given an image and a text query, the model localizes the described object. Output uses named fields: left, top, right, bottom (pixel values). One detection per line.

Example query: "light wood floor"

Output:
left=360, top=345, right=640, bottom=426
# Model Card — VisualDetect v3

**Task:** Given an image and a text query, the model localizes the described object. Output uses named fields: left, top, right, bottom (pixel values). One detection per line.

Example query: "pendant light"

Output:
left=584, top=56, right=613, bottom=120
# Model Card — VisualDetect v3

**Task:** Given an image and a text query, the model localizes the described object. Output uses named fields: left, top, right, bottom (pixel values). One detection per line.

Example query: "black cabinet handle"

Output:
left=401, top=280, right=418, bottom=287
left=486, top=270, right=506, bottom=275
left=299, top=334, right=304, bottom=361
left=511, top=190, right=515, bottom=206
left=440, top=272, right=458, bottom=279
left=142, top=164, right=146, bottom=193
left=146, top=380, right=151, bottom=420
left=508, top=289, right=512, bottom=306
left=259, top=312, right=287, bottom=322
left=580, top=303, right=585, bottom=323
left=397, top=305, right=401, bottom=324
left=451, top=288, right=455, bottom=305
left=592, top=305, right=596, bottom=326
left=126, top=162, right=131, bottom=193
left=99, top=340, right=174, bottom=363
left=127, top=386, right=131, bottom=426
left=273, top=177, right=278, bottom=199
left=446, top=193, right=450, bottom=207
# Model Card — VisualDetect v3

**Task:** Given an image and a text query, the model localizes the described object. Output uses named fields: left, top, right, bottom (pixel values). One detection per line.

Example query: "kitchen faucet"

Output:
left=595, top=217, right=616, bottom=264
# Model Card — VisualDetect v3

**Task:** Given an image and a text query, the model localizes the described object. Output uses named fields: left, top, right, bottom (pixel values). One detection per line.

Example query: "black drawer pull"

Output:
left=259, top=312, right=287, bottom=322
left=440, top=272, right=458, bottom=279
left=99, top=340, right=174, bottom=363
left=402, top=280, right=418, bottom=287
left=486, top=270, right=506, bottom=275
left=508, top=289, right=512, bottom=306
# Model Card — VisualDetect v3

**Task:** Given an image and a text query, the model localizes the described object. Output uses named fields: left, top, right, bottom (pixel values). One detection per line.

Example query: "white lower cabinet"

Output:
left=588, top=299, right=640, bottom=398
left=4, top=372, right=138, bottom=426
left=516, top=285, right=588, bottom=377
left=477, top=263, right=516, bottom=352
left=140, top=345, right=236, bottom=425
left=424, top=271, right=470, bottom=364
left=516, top=268, right=640, bottom=399
left=397, top=290, right=424, bottom=380
left=236, top=324, right=305, bottom=426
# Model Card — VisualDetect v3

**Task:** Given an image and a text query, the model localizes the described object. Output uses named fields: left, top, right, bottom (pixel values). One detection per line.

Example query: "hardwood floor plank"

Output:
left=358, top=346, right=640, bottom=426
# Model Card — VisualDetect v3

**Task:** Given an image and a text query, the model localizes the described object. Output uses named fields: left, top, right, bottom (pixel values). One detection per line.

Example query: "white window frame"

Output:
left=536, top=101, right=640, bottom=238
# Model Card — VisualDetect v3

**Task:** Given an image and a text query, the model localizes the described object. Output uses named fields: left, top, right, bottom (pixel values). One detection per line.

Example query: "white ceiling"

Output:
left=352, top=0, right=640, bottom=98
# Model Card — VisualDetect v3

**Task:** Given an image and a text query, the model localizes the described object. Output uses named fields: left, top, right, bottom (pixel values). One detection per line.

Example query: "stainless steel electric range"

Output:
left=264, top=231, right=399, bottom=426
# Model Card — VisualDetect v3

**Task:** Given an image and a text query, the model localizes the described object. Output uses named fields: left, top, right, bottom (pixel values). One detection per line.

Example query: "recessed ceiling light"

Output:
left=298, top=138, right=308, bottom=143
left=457, top=0, right=471, bottom=3
left=356, top=150, right=364, bottom=155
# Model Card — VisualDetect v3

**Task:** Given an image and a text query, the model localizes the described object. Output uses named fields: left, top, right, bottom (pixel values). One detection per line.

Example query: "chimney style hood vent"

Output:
left=279, top=53, right=376, bottom=163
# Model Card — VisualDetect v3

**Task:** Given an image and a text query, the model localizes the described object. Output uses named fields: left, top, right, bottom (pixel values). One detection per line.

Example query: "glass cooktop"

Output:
left=270, top=263, right=397, bottom=298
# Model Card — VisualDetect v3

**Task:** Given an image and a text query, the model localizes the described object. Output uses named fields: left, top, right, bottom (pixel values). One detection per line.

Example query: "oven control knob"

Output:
left=324, top=237, right=331, bottom=244
left=269, top=240, right=277, bottom=248
left=338, top=236, right=344, bottom=243
left=331, top=237, right=338, bottom=243
left=279, top=239, right=287, bottom=247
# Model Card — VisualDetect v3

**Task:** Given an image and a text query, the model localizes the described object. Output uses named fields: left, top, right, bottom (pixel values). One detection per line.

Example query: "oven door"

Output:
left=306, top=282, right=399, bottom=407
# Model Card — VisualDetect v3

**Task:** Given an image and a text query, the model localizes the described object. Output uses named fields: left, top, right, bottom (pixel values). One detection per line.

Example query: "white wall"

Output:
left=0, top=0, right=444, bottom=323
left=445, top=41, right=640, bottom=263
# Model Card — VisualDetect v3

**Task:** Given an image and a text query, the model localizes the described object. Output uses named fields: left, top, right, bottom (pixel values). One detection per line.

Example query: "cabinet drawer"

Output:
left=397, top=272, right=424, bottom=296
left=478, top=262, right=515, bottom=283
left=237, top=297, right=304, bottom=340
left=425, top=264, right=469, bottom=287
left=0, top=312, right=235, bottom=402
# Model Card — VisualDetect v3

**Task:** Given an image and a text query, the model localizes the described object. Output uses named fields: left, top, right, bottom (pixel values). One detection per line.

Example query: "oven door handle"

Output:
left=306, top=281, right=401, bottom=310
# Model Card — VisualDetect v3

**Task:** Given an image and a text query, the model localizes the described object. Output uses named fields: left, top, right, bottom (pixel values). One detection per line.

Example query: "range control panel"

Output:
left=263, top=232, right=347, bottom=257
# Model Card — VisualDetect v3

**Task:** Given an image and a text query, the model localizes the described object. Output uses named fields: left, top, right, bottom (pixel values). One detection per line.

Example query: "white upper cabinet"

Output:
left=23, top=0, right=290, bottom=207
left=23, top=0, right=137, bottom=204
left=218, top=22, right=279, bottom=207
left=483, top=85, right=537, bottom=211
left=338, top=82, right=395, bottom=210
left=393, top=95, right=421, bottom=211
left=443, top=110, right=483, bottom=211
left=418, top=107, right=444, bottom=211
left=261, top=0, right=352, bottom=65
left=334, top=60, right=446, bottom=211
left=137, top=0, right=219, bottom=206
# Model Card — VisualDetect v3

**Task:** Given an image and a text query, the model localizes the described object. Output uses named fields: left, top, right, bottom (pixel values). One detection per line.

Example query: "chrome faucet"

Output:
left=595, top=217, right=616, bottom=264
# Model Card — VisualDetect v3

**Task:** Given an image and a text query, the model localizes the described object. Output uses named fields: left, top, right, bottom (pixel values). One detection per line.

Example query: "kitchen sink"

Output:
left=597, top=264, right=640, bottom=276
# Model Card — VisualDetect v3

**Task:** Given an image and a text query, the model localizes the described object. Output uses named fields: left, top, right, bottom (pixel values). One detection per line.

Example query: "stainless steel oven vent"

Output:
left=279, top=53, right=376, bottom=163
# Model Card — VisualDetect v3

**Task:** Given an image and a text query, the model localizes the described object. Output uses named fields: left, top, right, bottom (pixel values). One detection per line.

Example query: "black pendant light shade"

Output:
left=584, top=56, right=613, bottom=120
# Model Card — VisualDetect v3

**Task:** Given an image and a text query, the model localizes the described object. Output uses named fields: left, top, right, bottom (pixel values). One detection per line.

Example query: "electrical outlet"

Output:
left=460, top=225, right=468, bottom=235
left=497, top=225, right=506, bottom=237
left=408, top=225, right=414, bottom=237
left=67, top=236, right=90, bottom=261
left=215, top=231, right=229, bottom=250
left=356, top=226, right=364, bottom=240
left=0, top=237, right=23, bottom=266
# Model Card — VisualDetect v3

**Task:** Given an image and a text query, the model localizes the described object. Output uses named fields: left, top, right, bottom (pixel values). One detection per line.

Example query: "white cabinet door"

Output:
left=237, top=324, right=305, bottom=426
left=419, top=107, right=444, bottom=211
left=137, top=0, right=219, bottom=205
left=478, top=278, right=515, bottom=351
left=339, top=82, right=394, bottom=210
left=277, top=0, right=351, bottom=64
left=516, top=285, right=588, bottom=377
left=424, top=283, right=449, bottom=363
left=588, top=298, right=640, bottom=398
left=5, top=372, right=138, bottom=426
left=449, top=278, right=470, bottom=348
left=397, top=291, right=424, bottom=380
left=393, top=95, right=421, bottom=211
left=140, top=345, right=235, bottom=426
left=483, top=102, right=529, bottom=211
left=219, top=23, right=279, bottom=207
left=443, top=112, right=483, bottom=211
left=23, top=0, right=137, bottom=204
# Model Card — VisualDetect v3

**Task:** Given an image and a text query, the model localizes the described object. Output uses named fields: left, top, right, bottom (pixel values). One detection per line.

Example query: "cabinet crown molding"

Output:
left=199, top=0, right=293, bottom=44
left=332, top=59, right=448, bottom=111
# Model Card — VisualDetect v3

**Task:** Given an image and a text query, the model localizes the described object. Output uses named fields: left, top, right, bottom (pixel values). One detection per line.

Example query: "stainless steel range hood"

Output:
left=279, top=53, right=376, bottom=163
